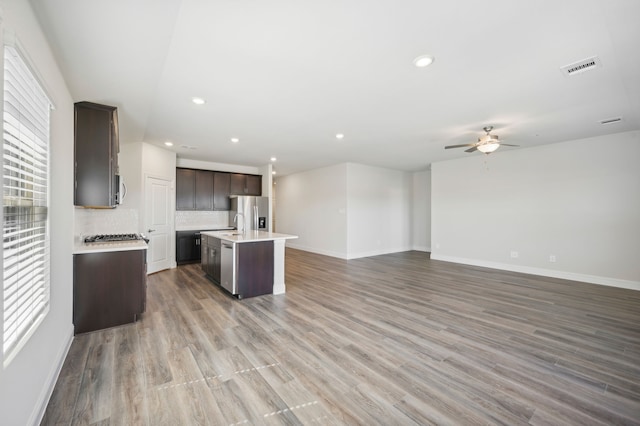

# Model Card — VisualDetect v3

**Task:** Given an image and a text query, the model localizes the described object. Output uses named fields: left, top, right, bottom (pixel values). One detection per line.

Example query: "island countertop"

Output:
left=201, top=230, right=298, bottom=243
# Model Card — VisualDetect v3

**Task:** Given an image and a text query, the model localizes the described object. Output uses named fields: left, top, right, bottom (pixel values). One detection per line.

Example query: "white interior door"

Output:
left=145, top=176, right=172, bottom=274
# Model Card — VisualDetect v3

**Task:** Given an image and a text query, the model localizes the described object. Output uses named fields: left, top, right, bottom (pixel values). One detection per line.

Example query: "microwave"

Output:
left=115, top=175, right=127, bottom=205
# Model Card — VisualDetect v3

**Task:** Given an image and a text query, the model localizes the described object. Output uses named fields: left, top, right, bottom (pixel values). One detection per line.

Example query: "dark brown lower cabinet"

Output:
left=73, top=249, right=147, bottom=334
left=201, top=235, right=221, bottom=284
left=176, top=231, right=200, bottom=264
left=201, top=238, right=273, bottom=299
left=237, top=241, right=274, bottom=299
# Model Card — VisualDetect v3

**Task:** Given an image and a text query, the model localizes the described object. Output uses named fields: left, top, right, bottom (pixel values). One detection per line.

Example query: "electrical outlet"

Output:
left=510, top=251, right=519, bottom=259
left=549, top=255, right=557, bottom=263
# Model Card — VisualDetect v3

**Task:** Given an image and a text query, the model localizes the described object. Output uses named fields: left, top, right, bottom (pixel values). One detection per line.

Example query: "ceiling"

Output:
left=31, top=0, right=640, bottom=176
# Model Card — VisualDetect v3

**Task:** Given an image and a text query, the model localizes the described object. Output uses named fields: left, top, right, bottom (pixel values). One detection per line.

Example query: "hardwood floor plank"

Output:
left=71, top=330, right=115, bottom=425
left=138, top=311, right=172, bottom=387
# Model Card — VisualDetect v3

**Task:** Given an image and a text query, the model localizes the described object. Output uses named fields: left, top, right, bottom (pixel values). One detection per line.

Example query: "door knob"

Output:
left=148, top=229, right=156, bottom=233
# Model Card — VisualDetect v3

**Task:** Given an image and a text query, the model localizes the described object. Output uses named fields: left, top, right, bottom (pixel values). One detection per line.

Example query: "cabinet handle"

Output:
left=148, top=229, right=156, bottom=233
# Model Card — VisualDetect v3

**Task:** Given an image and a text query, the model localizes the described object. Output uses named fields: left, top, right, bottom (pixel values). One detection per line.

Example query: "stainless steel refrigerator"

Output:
left=229, top=196, right=270, bottom=232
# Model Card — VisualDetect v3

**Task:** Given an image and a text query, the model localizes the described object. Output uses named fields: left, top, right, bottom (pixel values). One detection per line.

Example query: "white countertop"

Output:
left=201, top=230, right=299, bottom=243
left=73, top=240, right=148, bottom=254
left=175, top=226, right=235, bottom=232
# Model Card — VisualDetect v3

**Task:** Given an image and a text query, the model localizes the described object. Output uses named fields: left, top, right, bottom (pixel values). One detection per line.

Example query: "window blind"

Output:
left=2, top=45, right=51, bottom=365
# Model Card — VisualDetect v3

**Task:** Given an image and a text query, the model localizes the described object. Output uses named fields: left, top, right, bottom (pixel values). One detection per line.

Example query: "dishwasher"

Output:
left=220, top=241, right=236, bottom=294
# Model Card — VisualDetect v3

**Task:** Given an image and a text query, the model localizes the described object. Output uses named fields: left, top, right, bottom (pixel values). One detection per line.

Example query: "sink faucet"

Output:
left=233, top=212, right=245, bottom=234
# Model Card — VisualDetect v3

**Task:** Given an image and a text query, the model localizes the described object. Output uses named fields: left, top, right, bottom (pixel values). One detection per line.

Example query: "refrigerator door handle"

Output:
left=253, top=205, right=258, bottom=230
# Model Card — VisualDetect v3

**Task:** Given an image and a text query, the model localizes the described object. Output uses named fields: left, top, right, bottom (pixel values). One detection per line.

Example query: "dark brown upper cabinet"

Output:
left=177, top=169, right=262, bottom=210
left=74, top=101, right=119, bottom=208
left=176, top=168, right=196, bottom=210
left=195, top=170, right=214, bottom=210
left=177, top=168, right=214, bottom=210
left=176, top=168, right=243, bottom=211
left=213, top=172, right=231, bottom=210
left=230, top=173, right=262, bottom=196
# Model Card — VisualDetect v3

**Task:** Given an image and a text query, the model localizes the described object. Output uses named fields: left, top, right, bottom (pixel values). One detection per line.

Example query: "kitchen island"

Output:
left=200, top=230, right=298, bottom=298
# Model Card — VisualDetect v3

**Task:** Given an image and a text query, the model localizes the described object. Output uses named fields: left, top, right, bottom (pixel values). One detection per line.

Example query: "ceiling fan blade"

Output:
left=465, top=146, right=478, bottom=153
left=500, top=143, right=519, bottom=147
left=445, top=144, right=476, bottom=149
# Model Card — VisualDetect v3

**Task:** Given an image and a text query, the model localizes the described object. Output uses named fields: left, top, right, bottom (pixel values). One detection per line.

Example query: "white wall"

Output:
left=0, top=1, right=75, bottom=424
left=276, top=162, right=415, bottom=259
left=276, top=163, right=348, bottom=258
left=119, top=140, right=144, bottom=213
left=431, top=131, right=640, bottom=290
left=346, top=163, right=412, bottom=258
left=176, top=158, right=261, bottom=174
left=411, top=169, right=431, bottom=252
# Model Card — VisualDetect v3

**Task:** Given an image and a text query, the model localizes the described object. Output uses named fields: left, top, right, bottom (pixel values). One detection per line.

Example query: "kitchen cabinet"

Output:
left=213, top=172, right=231, bottom=210
left=176, top=168, right=216, bottom=210
left=73, top=249, right=147, bottom=334
left=206, top=237, right=273, bottom=299
left=176, top=169, right=239, bottom=211
left=74, top=101, right=119, bottom=208
left=176, top=231, right=201, bottom=264
left=201, top=235, right=221, bottom=284
left=195, top=170, right=214, bottom=210
left=230, top=173, right=262, bottom=196
left=176, top=168, right=196, bottom=210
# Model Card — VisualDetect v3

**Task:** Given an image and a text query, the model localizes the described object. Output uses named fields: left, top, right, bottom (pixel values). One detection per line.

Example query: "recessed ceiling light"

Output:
left=336, top=133, right=345, bottom=140
left=164, top=141, right=173, bottom=147
left=192, top=97, right=206, bottom=105
left=231, top=137, right=239, bottom=143
left=270, top=157, right=277, bottom=162
left=272, top=170, right=277, bottom=175
left=413, top=54, right=435, bottom=68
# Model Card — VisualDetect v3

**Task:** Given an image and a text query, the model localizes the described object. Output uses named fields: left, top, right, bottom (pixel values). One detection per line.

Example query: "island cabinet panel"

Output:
left=230, top=173, right=262, bottom=196
left=201, top=235, right=221, bottom=283
left=176, top=168, right=196, bottom=210
left=73, top=249, right=147, bottom=334
left=237, top=241, right=273, bottom=299
left=74, top=101, right=119, bottom=208
left=213, top=172, right=231, bottom=210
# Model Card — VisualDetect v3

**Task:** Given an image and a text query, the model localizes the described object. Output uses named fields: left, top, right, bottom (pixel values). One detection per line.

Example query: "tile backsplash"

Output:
left=75, top=208, right=232, bottom=242
left=175, top=210, right=231, bottom=230
left=75, top=207, right=139, bottom=242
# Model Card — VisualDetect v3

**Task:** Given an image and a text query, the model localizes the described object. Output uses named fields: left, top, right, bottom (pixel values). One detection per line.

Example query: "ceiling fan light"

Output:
left=477, top=143, right=500, bottom=154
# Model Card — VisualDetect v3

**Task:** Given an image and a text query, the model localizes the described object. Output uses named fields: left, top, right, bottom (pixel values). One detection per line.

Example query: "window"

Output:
left=2, top=45, right=51, bottom=366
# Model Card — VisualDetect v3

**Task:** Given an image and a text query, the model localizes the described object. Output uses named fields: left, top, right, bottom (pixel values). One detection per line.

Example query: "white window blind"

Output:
left=2, top=45, right=51, bottom=365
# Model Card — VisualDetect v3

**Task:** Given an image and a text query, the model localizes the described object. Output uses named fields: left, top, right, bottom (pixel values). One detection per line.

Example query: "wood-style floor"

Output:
left=42, top=249, right=640, bottom=425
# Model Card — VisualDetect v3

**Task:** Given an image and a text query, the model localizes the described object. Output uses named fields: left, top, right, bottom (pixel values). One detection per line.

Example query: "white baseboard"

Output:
left=286, top=244, right=423, bottom=260
left=345, top=246, right=413, bottom=260
left=412, top=245, right=431, bottom=252
left=286, top=243, right=348, bottom=259
left=430, top=254, right=640, bottom=291
left=30, top=325, right=74, bottom=426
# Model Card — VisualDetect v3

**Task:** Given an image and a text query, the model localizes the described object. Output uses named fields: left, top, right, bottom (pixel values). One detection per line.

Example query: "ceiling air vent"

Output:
left=599, top=117, right=623, bottom=125
left=560, top=56, right=602, bottom=77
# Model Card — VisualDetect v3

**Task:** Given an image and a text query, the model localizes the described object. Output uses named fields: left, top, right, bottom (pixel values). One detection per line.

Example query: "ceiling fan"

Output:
left=445, top=126, right=518, bottom=154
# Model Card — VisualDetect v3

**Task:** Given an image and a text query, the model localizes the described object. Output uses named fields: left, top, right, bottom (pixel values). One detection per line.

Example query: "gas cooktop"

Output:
left=84, top=233, right=147, bottom=244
